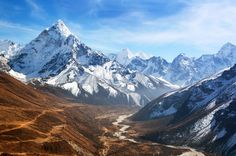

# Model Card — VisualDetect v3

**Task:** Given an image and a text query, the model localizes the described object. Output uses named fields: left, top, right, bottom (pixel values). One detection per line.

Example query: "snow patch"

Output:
left=62, top=81, right=80, bottom=96
left=127, top=84, right=135, bottom=91
left=212, top=128, right=227, bottom=141
left=9, top=70, right=27, bottom=82
left=129, top=93, right=141, bottom=106
left=150, top=106, right=177, bottom=118
left=191, top=101, right=231, bottom=140
left=225, top=133, right=236, bottom=151
left=81, top=76, right=98, bottom=95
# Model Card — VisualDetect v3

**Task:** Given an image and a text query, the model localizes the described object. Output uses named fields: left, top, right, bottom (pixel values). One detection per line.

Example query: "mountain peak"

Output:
left=219, top=42, right=235, bottom=51
left=148, top=56, right=166, bottom=62
left=218, top=42, right=236, bottom=57
left=222, top=42, right=234, bottom=47
left=173, top=53, right=188, bottom=61
left=56, top=19, right=65, bottom=25
left=115, top=48, right=134, bottom=66
left=177, top=53, right=186, bottom=57
left=49, top=19, right=72, bottom=37
left=121, top=48, right=133, bottom=58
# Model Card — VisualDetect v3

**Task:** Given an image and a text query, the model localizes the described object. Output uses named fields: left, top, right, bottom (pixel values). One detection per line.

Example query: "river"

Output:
left=112, top=114, right=205, bottom=156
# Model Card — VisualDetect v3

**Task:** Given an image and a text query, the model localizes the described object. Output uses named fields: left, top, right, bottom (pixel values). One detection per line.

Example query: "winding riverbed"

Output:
left=112, top=114, right=205, bottom=156
left=112, top=114, right=138, bottom=143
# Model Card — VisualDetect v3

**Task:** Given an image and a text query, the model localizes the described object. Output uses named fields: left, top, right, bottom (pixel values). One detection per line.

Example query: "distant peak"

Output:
left=56, top=19, right=65, bottom=25
left=175, top=53, right=187, bottom=59
left=136, top=52, right=152, bottom=59
left=122, top=48, right=132, bottom=54
left=50, top=19, right=72, bottom=37
left=224, top=42, right=234, bottom=45
left=149, top=56, right=164, bottom=61
left=178, top=53, right=186, bottom=56
left=120, top=48, right=133, bottom=58
left=221, top=42, right=235, bottom=49
left=218, top=42, right=236, bottom=56
left=119, top=48, right=152, bottom=59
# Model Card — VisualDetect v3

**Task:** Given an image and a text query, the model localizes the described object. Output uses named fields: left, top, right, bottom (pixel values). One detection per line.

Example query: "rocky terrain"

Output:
left=131, top=64, right=236, bottom=156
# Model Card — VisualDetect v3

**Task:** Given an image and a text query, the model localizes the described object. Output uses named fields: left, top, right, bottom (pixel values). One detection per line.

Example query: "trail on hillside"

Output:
left=0, top=108, right=66, bottom=143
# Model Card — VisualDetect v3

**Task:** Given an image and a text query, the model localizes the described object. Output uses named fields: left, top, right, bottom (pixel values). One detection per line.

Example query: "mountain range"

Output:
left=0, top=20, right=177, bottom=106
left=1, top=20, right=236, bottom=106
left=132, top=64, right=236, bottom=156
left=111, top=43, right=236, bottom=87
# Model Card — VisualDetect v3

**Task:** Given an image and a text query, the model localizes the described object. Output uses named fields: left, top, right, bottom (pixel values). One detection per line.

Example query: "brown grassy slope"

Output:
left=0, top=71, right=106, bottom=155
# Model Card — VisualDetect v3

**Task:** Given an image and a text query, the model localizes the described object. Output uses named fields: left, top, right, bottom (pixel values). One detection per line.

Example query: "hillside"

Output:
left=131, top=64, right=236, bottom=156
left=0, top=71, right=122, bottom=155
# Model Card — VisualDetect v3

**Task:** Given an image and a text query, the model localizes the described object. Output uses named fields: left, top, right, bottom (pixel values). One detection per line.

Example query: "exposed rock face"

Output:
left=132, top=64, right=236, bottom=156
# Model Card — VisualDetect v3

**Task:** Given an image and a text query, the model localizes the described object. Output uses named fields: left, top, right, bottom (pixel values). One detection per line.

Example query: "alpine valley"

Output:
left=0, top=20, right=235, bottom=156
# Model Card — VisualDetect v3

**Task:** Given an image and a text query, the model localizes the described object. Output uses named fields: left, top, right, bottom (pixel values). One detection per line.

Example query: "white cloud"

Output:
left=69, top=0, right=236, bottom=53
left=0, top=20, right=41, bottom=44
left=25, top=0, right=46, bottom=19
left=0, top=20, right=39, bottom=33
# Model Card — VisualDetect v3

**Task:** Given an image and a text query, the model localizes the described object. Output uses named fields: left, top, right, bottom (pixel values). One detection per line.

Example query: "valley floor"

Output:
left=0, top=102, right=215, bottom=156
left=96, top=109, right=212, bottom=156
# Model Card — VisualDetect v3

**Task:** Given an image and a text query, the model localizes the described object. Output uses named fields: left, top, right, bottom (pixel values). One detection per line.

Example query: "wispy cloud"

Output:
left=87, top=0, right=104, bottom=16
left=25, top=0, right=46, bottom=19
left=1, top=0, right=235, bottom=59
left=0, top=20, right=39, bottom=33
left=0, top=20, right=41, bottom=43
left=69, top=0, right=236, bottom=54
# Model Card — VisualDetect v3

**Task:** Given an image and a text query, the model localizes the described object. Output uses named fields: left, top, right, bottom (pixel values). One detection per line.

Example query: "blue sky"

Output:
left=0, top=0, right=236, bottom=61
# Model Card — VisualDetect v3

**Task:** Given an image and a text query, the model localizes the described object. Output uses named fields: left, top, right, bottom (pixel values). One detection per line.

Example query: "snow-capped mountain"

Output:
left=127, top=56, right=170, bottom=78
left=165, top=53, right=197, bottom=86
left=108, top=48, right=152, bottom=66
left=194, top=42, right=236, bottom=81
left=125, top=44, right=236, bottom=86
left=10, top=20, right=109, bottom=78
left=0, top=55, right=10, bottom=71
left=8, top=20, right=177, bottom=106
left=132, top=64, right=236, bottom=156
left=115, top=48, right=134, bottom=66
left=0, top=40, right=21, bottom=59
left=0, top=40, right=21, bottom=71
left=167, top=46, right=236, bottom=86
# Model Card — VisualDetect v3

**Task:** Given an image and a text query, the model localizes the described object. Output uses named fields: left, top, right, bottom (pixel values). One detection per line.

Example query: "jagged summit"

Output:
left=115, top=48, right=134, bottom=66
left=115, top=48, right=152, bottom=66
left=221, top=42, right=234, bottom=48
left=0, top=40, right=21, bottom=58
left=121, top=48, right=134, bottom=59
left=172, top=53, right=193, bottom=65
left=48, top=19, right=72, bottom=37
left=218, top=42, right=236, bottom=56
left=175, top=53, right=187, bottom=58
left=219, top=42, right=235, bottom=52
left=38, top=19, right=73, bottom=40
left=9, top=20, right=80, bottom=77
